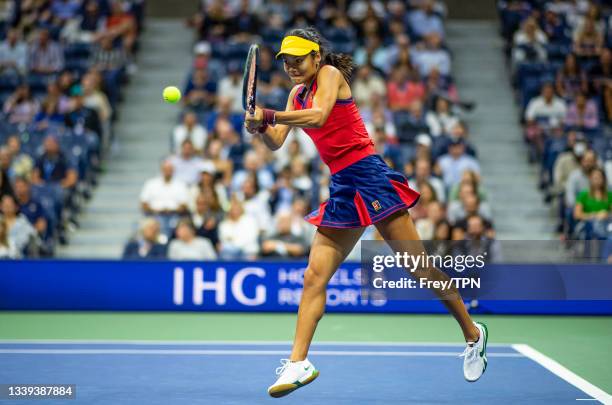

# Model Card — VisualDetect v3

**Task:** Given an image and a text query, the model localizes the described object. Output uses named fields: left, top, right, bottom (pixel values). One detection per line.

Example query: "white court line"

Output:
left=513, top=344, right=612, bottom=405
left=0, top=349, right=522, bottom=357
left=0, top=339, right=513, bottom=347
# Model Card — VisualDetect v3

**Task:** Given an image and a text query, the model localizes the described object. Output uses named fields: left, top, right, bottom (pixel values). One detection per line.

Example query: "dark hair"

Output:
left=286, top=27, right=355, bottom=83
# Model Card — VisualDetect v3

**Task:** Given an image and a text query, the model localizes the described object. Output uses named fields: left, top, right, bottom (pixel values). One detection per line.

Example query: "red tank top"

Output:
left=292, top=80, right=375, bottom=174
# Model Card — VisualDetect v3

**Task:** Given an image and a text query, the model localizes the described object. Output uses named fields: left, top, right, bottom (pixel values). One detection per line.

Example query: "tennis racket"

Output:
left=242, top=44, right=259, bottom=115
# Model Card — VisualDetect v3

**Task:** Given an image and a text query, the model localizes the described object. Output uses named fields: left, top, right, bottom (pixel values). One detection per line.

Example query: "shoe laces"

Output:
left=275, top=359, right=291, bottom=376
left=459, top=344, right=478, bottom=362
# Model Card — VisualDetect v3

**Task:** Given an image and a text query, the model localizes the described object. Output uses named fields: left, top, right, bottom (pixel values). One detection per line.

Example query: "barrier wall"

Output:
left=1, top=260, right=611, bottom=315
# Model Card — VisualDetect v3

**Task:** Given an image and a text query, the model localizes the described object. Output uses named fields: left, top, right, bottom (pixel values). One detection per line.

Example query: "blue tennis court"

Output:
left=0, top=341, right=607, bottom=404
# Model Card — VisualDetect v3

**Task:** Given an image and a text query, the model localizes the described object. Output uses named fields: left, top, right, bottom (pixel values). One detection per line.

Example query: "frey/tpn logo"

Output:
left=371, top=200, right=382, bottom=212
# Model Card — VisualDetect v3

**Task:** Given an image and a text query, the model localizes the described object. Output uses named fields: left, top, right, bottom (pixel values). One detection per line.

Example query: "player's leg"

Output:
left=291, top=226, right=364, bottom=361
left=268, top=226, right=364, bottom=398
left=374, top=210, right=488, bottom=381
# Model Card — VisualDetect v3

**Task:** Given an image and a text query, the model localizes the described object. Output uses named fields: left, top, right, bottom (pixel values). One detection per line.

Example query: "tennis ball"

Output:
left=163, top=86, right=181, bottom=103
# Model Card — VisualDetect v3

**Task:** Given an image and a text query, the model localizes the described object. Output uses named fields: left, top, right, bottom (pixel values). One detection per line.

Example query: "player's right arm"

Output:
left=248, top=85, right=299, bottom=151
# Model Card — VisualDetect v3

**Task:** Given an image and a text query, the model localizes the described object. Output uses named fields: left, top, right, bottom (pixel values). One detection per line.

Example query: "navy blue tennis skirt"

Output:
left=305, top=155, right=421, bottom=228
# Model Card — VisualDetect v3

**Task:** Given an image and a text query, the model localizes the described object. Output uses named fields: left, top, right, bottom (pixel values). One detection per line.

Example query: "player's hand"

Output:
left=245, top=106, right=263, bottom=132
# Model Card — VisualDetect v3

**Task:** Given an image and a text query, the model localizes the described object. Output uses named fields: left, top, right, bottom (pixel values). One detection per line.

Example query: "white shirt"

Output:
left=169, top=155, right=212, bottom=186
left=426, top=112, right=459, bottom=137
left=168, top=237, right=217, bottom=260
left=219, top=215, right=259, bottom=256
left=0, top=41, right=28, bottom=73
left=140, top=176, right=189, bottom=211
left=438, top=154, right=481, bottom=188
left=525, top=96, right=567, bottom=123
left=172, top=124, right=208, bottom=152
left=218, top=76, right=243, bottom=113
left=411, top=48, right=451, bottom=76
left=241, top=191, right=272, bottom=234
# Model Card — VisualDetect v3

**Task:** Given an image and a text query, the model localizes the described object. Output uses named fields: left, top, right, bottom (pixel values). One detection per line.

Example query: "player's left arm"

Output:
left=273, top=65, right=342, bottom=128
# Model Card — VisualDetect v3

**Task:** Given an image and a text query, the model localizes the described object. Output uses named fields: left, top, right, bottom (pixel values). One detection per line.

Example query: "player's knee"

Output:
left=303, top=265, right=328, bottom=292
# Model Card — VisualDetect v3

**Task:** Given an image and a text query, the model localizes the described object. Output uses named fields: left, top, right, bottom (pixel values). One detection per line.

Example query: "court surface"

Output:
left=1, top=340, right=610, bottom=404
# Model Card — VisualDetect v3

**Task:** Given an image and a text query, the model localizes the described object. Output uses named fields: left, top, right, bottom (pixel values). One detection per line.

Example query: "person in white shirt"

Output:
left=172, top=111, right=208, bottom=153
left=169, top=139, right=212, bottom=186
left=168, top=218, right=217, bottom=260
left=525, top=83, right=567, bottom=126
left=219, top=198, right=259, bottom=259
left=351, top=64, right=386, bottom=110
left=231, top=150, right=274, bottom=192
left=217, top=64, right=243, bottom=113
left=437, top=139, right=481, bottom=188
left=239, top=172, right=272, bottom=235
left=0, top=28, right=28, bottom=75
left=411, top=33, right=451, bottom=77
left=140, top=159, right=190, bottom=236
left=426, top=97, right=459, bottom=137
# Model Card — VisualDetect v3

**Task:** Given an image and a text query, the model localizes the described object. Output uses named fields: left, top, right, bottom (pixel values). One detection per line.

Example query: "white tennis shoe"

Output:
left=267, top=358, right=319, bottom=398
left=461, top=321, right=489, bottom=382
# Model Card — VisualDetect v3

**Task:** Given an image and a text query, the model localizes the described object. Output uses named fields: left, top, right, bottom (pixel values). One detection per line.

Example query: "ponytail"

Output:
left=286, top=27, right=355, bottom=82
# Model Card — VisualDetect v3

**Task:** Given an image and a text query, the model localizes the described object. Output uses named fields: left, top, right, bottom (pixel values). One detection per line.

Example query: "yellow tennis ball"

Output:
left=163, top=86, right=181, bottom=103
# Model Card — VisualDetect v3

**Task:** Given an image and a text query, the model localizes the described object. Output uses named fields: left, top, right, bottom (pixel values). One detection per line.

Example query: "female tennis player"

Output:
left=244, top=28, right=489, bottom=398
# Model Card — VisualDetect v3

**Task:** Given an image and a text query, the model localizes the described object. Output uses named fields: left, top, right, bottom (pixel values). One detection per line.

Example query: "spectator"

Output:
left=0, top=215, right=20, bottom=258
left=217, top=61, right=244, bottom=113
left=191, top=190, right=224, bottom=249
left=564, top=92, right=599, bottom=131
left=409, top=158, right=446, bottom=202
left=437, top=139, right=481, bottom=188
left=32, top=136, right=78, bottom=191
left=2, top=84, right=40, bottom=124
left=28, top=28, right=64, bottom=75
left=5, top=136, right=34, bottom=181
left=168, top=218, right=217, bottom=260
left=524, top=83, right=567, bottom=139
left=387, top=64, right=425, bottom=111
left=261, top=210, right=307, bottom=258
left=512, top=17, right=548, bottom=66
left=140, top=159, right=190, bottom=236
left=0, top=147, right=14, bottom=199
left=91, top=37, right=127, bottom=105
left=426, top=97, right=459, bottom=137
left=395, top=100, right=429, bottom=162
left=552, top=133, right=585, bottom=199
left=0, top=28, right=28, bottom=75
left=415, top=200, right=446, bottom=239
left=573, top=168, right=611, bottom=239
left=239, top=172, right=272, bottom=234
left=51, top=0, right=81, bottom=22
left=573, top=17, right=604, bottom=60
left=289, top=156, right=312, bottom=197
left=555, top=53, right=588, bottom=100
left=61, top=0, right=107, bottom=43
left=183, top=67, right=217, bottom=110
left=189, top=165, right=229, bottom=212
left=408, top=0, right=445, bottom=39
left=34, top=97, right=65, bottom=129
left=352, top=64, right=386, bottom=110
left=0, top=194, right=37, bottom=255
left=191, top=41, right=223, bottom=80
left=206, top=95, right=244, bottom=134
left=565, top=149, right=598, bottom=207
left=13, top=177, right=49, bottom=243
left=409, top=181, right=437, bottom=221
left=82, top=71, right=112, bottom=124
left=218, top=198, right=259, bottom=259
left=64, top=85, right=103, bottom=140
left=447, top=182, right=492, bottom=224
left=354, top=35, right=389, bottom=74
left=172, top=111, right=208, bottom=154
left=169, top=139, right=211, bottom=186
left=122, top=217, right=167, bottom=259
left=102, top=0, right=137, bottom=57
left=411, top=33, right=451, bottom=77
left=588, top=48, right=611, bottom=122
left=231, top=150, right=274, bottom=192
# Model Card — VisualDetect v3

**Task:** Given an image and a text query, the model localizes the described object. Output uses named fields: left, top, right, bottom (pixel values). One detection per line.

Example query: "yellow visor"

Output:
left=275, top=36, right=320, bottom=58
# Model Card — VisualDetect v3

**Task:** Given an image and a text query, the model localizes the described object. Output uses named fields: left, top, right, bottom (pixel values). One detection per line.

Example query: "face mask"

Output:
left=573, top=142, right=586, bottom=157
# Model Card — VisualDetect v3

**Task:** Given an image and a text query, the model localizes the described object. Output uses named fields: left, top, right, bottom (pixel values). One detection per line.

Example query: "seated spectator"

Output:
left=426, top=96, right=459, bottom=137
left=239, top=172, right=272, bottom=234
left=218, top=198, right=259, bottom=260
left=64, top=85, right=103, bottom=140
left=172, top=111, right=208, bottom=153
left=541, top=8, right=569, bottom=44
left=191, top=190, right=224, bottom=249
left=0, top=215, right=20, bottom=258
left=352, top=64, right=387, bottom=110
left=34, top=97, right=65, bottom=129
left=32, top=136, right=78, bottom=192
left=409, top=158, right=446, bottom=202
left=51, top=0, right=81, bottom=22
left=555, top=53, right=588, bottom=100
left=372, top=125, right=402, bottom=170
left=565, top=149, right=598, bottom=208
left=448, top=170, right=487, bottom=202
left=168, top=218, right=217, bottom=260
left=0, top=28, right=28, bottom=76
left=564, top=92, right=599, bottom=131
left=183, top=67, right=217, bottom=111
left=82, top=71, right=112, bottom=124
left=169, top=139, right=211, bottom=186
left=425, top=67, right=458, bottom=104
left=91, top=37, right=127, bottom=106
left=387, top=64, right=425, bottom=111
left=437, top=138, right=481, bottom=189
left=573, top=17, right=604, bottom=61
left=61, top=0, right=106, bottom=43
left=102, top=0, right=137, bottom=58
left=463, top=215, right=500, bottom=261
left=395, top=100, right=429, bottom=162
left=261, top=210, right=307, bottom=258
left=588, top=48, right=611, bottom=122
left=573, top=168, right=611, bottom=239
left=524, top=83, right=567, bottom=155
left=140, top=159, right=190, bottom=236
left=2, top=84, right=40, bottom=124
left=191, top=41, right=224, bottom=81
left=122, top=217, right=167, bottom=259
left=551, top=133, right=584, bottom=199
left=415, top=200, right=446, bottom=240
left=354, top=35, right=389, bottom=74
left=231, top=150, right=274, bottom=193
left=0, top=194, right=37, bottom=255
left=217, top=61, right=243, bottom=113
left=411, top=33, right=451, bottom=77
left=447, top=182, right=492, bottom=224
left=46, top=80, right=72, bottom=114
left=408, top=0, right=445, bottom=39
left=28, top=28, right=64, bottom=75
left=206, top=96, right=244, bottom=135
left=512, top=17, right=548, bottom=66
left=13, top=177, right=49, bottom=245
left=409, top=181, right=437, bottom=221
left=0, top=148, right=14, bottom=199
left=189, top=165, right=229, bottom=212
left=289, top=157, right=312, bottom=197
left=5, top=135, right=34, bottom=181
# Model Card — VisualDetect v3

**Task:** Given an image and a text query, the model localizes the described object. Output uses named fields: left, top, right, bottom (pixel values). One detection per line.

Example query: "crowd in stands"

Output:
left=0, top=0, right=144, bottom=258
left=124, top=0, right=498, bottom=261
left=498, top=0, right=611, bottom=253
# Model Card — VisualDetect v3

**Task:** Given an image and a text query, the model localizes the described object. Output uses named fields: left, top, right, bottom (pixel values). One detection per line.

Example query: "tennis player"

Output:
left=244, top=28, right=489, bottom=398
